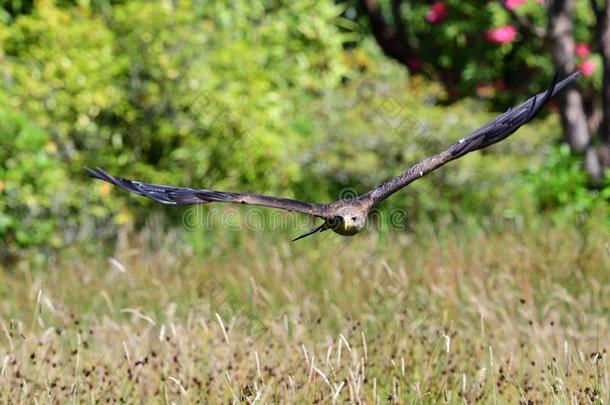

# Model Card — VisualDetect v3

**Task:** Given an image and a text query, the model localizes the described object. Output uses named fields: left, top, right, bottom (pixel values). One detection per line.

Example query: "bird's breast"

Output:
left=331, top=221, right=361, bottom=236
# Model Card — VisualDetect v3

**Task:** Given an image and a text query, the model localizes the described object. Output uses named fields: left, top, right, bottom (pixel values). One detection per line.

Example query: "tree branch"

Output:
left=358, top=0, right=417, bottom=66
left=590, top=0, right=603, bottom=23
left=391, top=0, right=407, bottom=44
left=499, top=1, right=547, bottom=38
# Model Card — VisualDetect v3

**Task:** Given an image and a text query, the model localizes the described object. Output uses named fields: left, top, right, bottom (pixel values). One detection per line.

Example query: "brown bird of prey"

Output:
left=87, top=72, right=579, bottom=241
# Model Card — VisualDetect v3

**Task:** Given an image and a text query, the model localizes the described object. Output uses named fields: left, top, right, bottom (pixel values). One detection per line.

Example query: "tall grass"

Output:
left=0, top=219, right=608, bottom=403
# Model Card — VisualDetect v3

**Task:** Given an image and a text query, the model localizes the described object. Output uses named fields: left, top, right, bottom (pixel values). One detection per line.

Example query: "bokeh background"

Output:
left=0, top=1, right=609, bottom=403
left=1, top=0, right=609, bottom=260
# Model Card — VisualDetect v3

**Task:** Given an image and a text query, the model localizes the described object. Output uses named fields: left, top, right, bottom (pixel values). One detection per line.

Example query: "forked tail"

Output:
left=292, top=223, right=327, bottom=242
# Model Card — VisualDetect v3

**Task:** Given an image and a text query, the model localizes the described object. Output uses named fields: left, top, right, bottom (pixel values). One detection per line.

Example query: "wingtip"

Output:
left=531, top=71, right=577, bottom=117
left=568, top=70, right=581, bottom=80
left=84, top=166, right=113, bottom=182
left=551, top=71, right=581, bottom=96
left=84, top=165, right=101, bottom=179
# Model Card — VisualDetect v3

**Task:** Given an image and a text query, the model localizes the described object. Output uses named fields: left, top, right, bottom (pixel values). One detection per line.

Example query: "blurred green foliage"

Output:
left=525, top=144, right=610, bottom=219
left=0, top=110, right=65, bottom=252
left=0, top=1, right=607, bottom=259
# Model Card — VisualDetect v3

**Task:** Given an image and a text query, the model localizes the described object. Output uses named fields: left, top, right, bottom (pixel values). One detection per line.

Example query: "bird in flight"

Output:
left=87, top=72, right=579, bottom=241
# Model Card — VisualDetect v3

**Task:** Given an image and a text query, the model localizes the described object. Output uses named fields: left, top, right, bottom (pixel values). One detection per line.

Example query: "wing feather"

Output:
left=86, top=167, right=329, bottom=217
left=362, top=72, right=580, bottom=207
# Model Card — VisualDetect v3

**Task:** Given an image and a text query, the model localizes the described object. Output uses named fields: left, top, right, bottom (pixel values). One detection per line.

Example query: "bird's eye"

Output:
left=351, top=216, right=357, bottom=221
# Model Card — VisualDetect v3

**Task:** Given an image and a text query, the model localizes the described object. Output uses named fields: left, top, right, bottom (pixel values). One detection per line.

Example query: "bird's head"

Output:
left=328, top=208, right=366, bottom=236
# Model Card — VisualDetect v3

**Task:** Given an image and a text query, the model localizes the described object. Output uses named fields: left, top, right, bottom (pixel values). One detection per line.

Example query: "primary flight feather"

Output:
left=87, top=72, right=579, bottom=241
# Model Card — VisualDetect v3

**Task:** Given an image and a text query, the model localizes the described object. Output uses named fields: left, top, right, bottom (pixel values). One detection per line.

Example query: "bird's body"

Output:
left=87, top=72, right=580, bottom=241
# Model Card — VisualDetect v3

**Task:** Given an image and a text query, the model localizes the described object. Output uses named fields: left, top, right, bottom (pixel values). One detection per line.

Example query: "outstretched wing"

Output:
left=86, top=167, right=329, bottom=218
left=361, top=72, right=580, bottom=207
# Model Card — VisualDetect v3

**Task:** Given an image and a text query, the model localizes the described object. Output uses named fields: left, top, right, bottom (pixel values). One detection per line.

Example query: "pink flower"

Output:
left=505, top=0, right=527, bottom=10
left=426, top=2, right=448, bottom=24
left=407, top=57, right=423, bottom=70
left=485, top=25, right=517, bottom=44
left=575, top=43, right=591, bottom=58
left=578, top=59, right=596, bottom=76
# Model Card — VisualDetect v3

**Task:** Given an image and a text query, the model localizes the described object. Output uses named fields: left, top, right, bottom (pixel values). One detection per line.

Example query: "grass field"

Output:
left=0, top=220, right=608, bottom=403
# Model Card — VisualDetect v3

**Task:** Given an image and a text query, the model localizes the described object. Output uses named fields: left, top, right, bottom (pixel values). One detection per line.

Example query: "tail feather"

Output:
left=292, top=223, right=326, bottom=242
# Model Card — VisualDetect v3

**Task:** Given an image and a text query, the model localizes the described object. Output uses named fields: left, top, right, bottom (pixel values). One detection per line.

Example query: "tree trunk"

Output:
left=548, top=0, right=602, bottom=179
left=598, top=0, right=610, bottom=168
